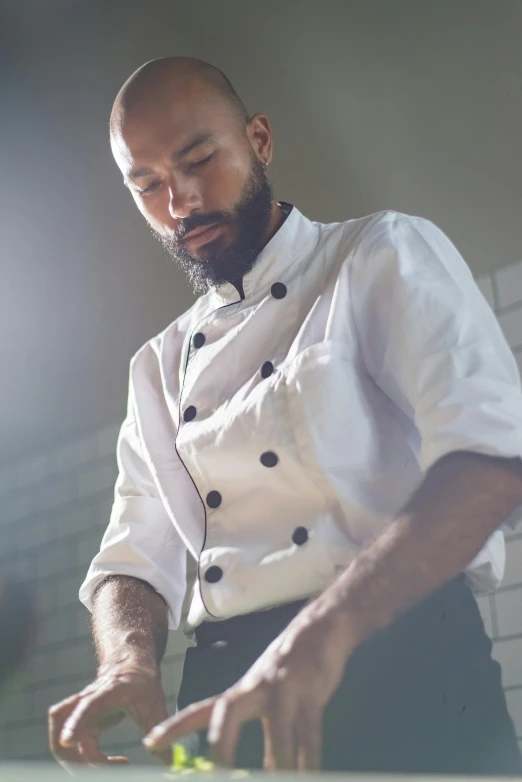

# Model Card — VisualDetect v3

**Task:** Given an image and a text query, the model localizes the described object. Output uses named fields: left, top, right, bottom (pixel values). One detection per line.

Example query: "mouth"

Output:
left=183, top=222, right=222, bottom=250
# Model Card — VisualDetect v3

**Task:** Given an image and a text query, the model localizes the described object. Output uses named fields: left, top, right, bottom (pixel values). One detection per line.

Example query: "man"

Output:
left=49, top=57, right=522, bottom=773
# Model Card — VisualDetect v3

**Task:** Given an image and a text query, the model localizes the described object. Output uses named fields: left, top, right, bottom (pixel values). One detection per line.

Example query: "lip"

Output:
left=183, top=222, right=221, bottom=249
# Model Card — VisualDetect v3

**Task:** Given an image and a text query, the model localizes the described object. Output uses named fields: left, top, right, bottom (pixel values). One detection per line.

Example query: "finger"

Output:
left=139, top=703, right=173, bottom=765
left=132, top=690, right=169, bottom=735
left=126, top=687, right=172, bottom=764
left=262, top=709, right=296, bottom=770
left=48, top=696, right=84, bottom=763
left=143, top=698, right=216, bottom=750
left=77, top=737, right=129, bottom=766
left=262, top=717, right=277, bottom=772
left=208, top=689, right=265, bottom=768
left=60, top=688, right=124, bottom=746
left=295, top=708, right=322, bottom=771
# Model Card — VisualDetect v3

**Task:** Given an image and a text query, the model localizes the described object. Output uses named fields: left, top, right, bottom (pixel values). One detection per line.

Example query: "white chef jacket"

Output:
left=79, top=203, right=522, bottom=631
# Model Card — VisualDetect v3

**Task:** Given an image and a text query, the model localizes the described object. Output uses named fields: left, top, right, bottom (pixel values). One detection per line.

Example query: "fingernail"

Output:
left=143, top=735, right=160, bottom=747
left=60, top=730, right=73, bottom=745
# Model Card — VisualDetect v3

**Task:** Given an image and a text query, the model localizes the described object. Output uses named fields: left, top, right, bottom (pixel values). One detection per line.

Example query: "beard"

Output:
left=151, top=156, right=274, bottom=295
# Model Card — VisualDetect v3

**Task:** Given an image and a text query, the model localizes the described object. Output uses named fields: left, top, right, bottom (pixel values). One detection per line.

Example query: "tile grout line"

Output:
left=490, top=270, right=501, bottom=312
left=488, top=593, right=500, bottom=639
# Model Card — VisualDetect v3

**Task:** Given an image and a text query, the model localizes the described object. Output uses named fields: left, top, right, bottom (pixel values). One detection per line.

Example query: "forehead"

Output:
left=112, top=91, right=241, bottom=172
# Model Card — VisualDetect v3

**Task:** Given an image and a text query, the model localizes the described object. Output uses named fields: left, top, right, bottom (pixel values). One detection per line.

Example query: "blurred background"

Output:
left=0, top=0, right=522, bottom=765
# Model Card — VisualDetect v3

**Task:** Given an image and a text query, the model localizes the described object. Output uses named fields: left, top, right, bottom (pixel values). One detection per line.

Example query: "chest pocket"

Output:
left=283, top=340, right=375, bottom=472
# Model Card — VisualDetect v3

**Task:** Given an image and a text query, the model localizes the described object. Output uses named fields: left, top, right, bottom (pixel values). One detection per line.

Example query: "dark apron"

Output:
left=177, top=576, right=522, bottom=774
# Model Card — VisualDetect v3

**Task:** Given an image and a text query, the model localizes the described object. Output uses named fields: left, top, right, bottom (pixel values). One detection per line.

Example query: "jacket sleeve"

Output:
left=79, top=368, right=187, bottom=631
left=351, top=212, right=522, bottom=534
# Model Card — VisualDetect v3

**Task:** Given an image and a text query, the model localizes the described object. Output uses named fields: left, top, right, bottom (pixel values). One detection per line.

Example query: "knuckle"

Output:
left=297, top=703, right=321, bottom=731
left=48, top=697, right=74, bottom=718
left=48, top=703, right=62, bottom=718
left=265, top=675, right=285, bottom=704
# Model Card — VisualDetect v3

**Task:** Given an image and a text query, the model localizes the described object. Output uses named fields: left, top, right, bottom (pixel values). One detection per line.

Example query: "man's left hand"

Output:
left=142, top=603, right=352, bottom=770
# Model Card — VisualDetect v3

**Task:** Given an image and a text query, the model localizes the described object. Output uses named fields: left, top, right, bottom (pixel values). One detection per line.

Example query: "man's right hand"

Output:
left=48, top=656, right=172, bottom=767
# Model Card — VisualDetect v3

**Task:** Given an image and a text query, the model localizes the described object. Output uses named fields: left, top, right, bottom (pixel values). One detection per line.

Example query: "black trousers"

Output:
left=177, top=576, right=522, bottom=774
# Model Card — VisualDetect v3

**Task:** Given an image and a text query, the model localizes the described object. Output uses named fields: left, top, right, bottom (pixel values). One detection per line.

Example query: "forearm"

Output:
left=92, top=575, right=168, bottom=672
left=319, top=451, right=522, bottom=648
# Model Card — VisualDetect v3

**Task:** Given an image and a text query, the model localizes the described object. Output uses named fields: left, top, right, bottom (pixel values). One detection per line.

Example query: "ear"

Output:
left=246, top=113, right=273, bottom=167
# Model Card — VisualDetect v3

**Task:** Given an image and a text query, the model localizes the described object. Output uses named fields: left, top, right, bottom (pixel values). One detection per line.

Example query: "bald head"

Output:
left=110, top=57, right=249, bottom=139
left=108, top=57, right=277, bottom=295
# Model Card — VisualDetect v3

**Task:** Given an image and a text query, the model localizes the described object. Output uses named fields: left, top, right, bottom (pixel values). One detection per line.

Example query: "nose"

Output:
left=167, top=175, right=202, bottom=221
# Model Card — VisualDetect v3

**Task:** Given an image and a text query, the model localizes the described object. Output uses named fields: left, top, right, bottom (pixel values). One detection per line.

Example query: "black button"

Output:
left=204, top=566, right=223, bottom=583
left=206, top=491, right=222, bottom=509
left=271, top=282, right=287, bottom=299
left=183, top=406, right=197, bottom=422
left=260, top=361, right=274, bottom=378
left=193, top=332, right=206, bottom=349
left=292, top=527, right=308, bottom=546
left=260, top=451, right=279, bottom=468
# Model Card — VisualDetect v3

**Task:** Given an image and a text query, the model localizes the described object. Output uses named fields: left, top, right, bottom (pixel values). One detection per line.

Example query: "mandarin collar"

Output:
left=207, top=203, right=319, bottom=307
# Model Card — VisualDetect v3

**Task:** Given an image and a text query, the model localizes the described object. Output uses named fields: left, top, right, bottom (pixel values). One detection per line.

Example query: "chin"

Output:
left=195, top=236, right=228, bottom=259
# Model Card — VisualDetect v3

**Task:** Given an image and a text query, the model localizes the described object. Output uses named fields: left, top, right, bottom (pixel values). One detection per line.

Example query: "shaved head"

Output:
left=110, top=57, right=249, bottom=141
left=110, top=57, right=281, bottom=294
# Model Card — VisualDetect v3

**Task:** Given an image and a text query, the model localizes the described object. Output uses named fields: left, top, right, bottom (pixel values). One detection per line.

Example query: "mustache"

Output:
left=175, top=212, right=231, bottom=239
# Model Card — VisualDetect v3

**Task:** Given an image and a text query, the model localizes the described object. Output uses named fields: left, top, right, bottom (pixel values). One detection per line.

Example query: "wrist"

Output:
left=306, top=586, right=366, bottom=656
left=97, top=646, right=160, bottom=678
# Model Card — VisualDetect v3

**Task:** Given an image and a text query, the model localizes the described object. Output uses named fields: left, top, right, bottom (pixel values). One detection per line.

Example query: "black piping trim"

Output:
left=174, top=292, right=244, bottom=620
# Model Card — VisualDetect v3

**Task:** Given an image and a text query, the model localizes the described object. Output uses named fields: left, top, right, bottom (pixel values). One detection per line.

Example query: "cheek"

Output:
left=209, top=155, right=250, bottom=205
left=131, top=192, right=166, bottom=232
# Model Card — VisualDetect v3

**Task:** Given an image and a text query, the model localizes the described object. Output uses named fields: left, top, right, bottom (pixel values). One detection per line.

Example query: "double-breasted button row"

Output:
left=203, top=526, right=308, bottom=584
left=185, top=282, right=296, bottom=586
left=260, top=282, right=286, bottom=379
left=205, top=452, right=277, bottom=510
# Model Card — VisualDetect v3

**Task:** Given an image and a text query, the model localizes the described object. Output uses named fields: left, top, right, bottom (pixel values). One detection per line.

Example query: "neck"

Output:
left=263, top=200, right=286, bottom=247
left=228, top=201, right=286, bottom=300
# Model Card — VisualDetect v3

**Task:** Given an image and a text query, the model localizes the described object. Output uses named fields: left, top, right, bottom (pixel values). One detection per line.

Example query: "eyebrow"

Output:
left=127, top=133, right=216, bottom=181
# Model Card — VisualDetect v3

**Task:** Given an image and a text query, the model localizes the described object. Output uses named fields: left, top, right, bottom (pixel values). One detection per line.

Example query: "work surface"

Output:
left=1, top=767, right=521, bottom=782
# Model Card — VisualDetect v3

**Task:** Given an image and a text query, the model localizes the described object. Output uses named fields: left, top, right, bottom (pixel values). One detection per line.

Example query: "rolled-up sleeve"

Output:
left=79, top=375, right=187, bottom=630
left=352, top=213, right=522, bottom=531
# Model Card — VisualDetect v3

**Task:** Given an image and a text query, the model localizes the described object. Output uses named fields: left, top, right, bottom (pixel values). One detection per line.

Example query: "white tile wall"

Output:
left=495, top=259, right=522, bottom=310
left=506, top=689, right=522, bottom=737
left=492, top=637, right=522, bottom=688
left=16, top=454, right=53, bottom=488
left=494, top=587, right=522, bottom=638
left=474, top=266, right=522, bottom=743
left=475, top=274, right=495, bottom=310
left=497, top=308, right=522, bottom=350
left=77, top=460, right=118, bottom=499
left=475, top=594, right=494, bottom=638
left=502, top=538, right=522, bottom=588
left=0, top=467, right=17, bottom=496
left=97, top=422, right=121, bottom=458
left=52, top=433, right=98, bottom=475
left=510, top=352, right=521, bottom=388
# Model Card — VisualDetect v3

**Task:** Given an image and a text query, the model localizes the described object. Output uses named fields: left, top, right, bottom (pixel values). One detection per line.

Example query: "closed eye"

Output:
left=138, top=181, right=161, bottom=196
left=187, top=152, right=215, bottom=172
